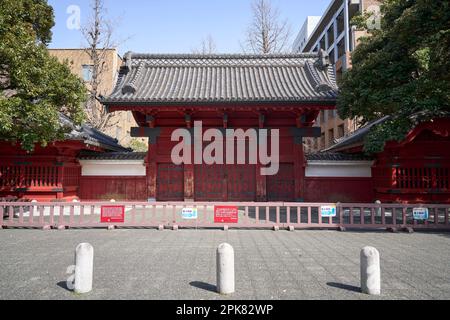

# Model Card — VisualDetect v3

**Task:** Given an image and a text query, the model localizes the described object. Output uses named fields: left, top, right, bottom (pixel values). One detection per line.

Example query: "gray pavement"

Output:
left=0, top=228, right=449, bottom=300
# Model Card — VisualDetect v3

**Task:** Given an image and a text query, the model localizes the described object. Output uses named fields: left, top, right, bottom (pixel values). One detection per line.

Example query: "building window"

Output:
left=327, top=26, right=334, bottom=48
left=329, top=49, right=335, bottom=65
left=329, top=109, right=335, bottom=119
left=320, top=133, right=325, bottom=149
left=338, top=124, right=345, bottom=138
left=319, top=36, right=326, bottom=50
left=328, top=129, right=334, bottom=145
left=82, top=65, right=94, bottom=82
left=337, top=10, right=345, bottom=36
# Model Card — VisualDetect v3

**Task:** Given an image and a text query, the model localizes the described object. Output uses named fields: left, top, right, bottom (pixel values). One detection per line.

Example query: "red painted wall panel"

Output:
left=304, top=177, right=375, bottom=203
left=79, top=176, right=147, bottom=201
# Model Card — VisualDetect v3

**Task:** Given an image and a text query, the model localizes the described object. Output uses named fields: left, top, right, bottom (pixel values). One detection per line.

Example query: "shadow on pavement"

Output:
left=327, top=282, right=361, bottom=293
left=57, top=281, right=72, bottom=292
left=189, top=281, right=217, bottom=293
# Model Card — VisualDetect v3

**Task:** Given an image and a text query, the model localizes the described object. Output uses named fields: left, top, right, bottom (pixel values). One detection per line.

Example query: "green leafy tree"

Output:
left=0, top=0, right=87, bottom=151
left=128, top=138, right=148, bottom=152
left=338, top=0, right=450, bottom=153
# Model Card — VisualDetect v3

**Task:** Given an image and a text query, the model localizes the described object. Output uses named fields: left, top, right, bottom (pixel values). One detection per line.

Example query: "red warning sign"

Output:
left=214, top=206, right=239, bottom=224
left=101, top=206, right=125, bottom=223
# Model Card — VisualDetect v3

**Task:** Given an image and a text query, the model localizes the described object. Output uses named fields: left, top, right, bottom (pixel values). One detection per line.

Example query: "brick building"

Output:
left=49, top=49, right=144, bottom=147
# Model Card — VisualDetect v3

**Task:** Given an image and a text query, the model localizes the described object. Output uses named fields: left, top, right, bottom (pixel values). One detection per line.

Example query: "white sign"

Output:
left=182, top=208, right=198, bottom=220
left=321, top=205, right=337, bottom=218
left=413, top=208, right=429, bottom=220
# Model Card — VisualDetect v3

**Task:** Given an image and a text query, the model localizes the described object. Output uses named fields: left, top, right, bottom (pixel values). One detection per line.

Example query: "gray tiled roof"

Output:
left=79, top=152, right=146, bottom=160
left=306, top=152, right=374, bottom=161
left=102, top=52, right=338, bottom=105
left=60, top=114, right=131, bottom=152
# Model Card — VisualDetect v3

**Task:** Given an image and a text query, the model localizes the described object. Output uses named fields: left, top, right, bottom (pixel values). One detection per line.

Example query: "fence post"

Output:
left=0, top=204, right=3, bottom=229
left=217, top=243, right=235, bottom=295
left=360, top=246, right=381, bottom=295
left=375, top=200, right=382, bottom=216
left=31, top=200, right=38, bottom=222
left=337, top=202, right=346, bottom=231
left=74, top=243, right=94, bottom=294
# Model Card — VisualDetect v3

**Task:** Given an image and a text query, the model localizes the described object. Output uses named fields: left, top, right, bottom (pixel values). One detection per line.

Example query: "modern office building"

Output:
left=292, top=16, right=321, bottom=53
left=293, top=0, right=382, bottom=153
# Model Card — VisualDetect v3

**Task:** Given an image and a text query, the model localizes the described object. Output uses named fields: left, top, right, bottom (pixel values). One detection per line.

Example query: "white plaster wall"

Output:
left=80, top=160, right=146, bottom=177
left=306, top=161, right=373, bottom=178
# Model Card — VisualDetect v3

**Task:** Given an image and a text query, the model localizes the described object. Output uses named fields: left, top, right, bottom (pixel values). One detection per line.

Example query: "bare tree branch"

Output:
left=191, top=35, right=217, bottom=54
left=243, top=0, right=292, bottom=54
left=80, top=0, right=129, bottom=132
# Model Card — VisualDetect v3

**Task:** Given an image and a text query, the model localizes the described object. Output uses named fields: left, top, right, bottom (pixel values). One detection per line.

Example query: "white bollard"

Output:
left=216, top=243, right=235, bottom=295
left=74, top=243, right=94, bottom=294
left=360, top=246, right=381, bottom=295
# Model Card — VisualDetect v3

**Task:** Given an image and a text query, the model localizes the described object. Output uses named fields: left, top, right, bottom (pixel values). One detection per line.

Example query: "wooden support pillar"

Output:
left=293, top=143, right=305, bottom=202
left=183, top=125, right=194, bottom=201
left=184, top=163, right=194, bottom=201
left=56, top=162, right=64, bottom=199
left=256, top=164, right=267, bottom=202
left=146, top=146, right=157, bottom=201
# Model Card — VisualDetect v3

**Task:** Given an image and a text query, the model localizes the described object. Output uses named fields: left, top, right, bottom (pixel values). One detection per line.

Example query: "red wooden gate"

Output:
left=194, top=165, right=256, bottom=201
left=267, top=163, right=295, bottom=201
left=194, top=165, right=225, bottom=201
left=156, top=163, right=184, bottom=201
left=227, top=165, right=256, bottom=201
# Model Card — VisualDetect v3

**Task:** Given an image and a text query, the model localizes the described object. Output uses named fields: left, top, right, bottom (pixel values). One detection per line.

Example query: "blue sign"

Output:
left=413, top=208, right=429, bottom=220
left=321, top=205, right=337, bottom=218
left=182, top=208, right=198, bottom=220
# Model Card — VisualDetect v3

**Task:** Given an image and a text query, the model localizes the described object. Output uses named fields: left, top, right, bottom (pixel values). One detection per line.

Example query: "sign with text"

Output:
left=413, top=208, right=429, bottom=220
left=214, top=206, right=239, bottom=224
left=321, top=205, right=337, bottom=218
left=101, top=205, right=125, bottom=223
left=182, top=208, right=198, bottom=220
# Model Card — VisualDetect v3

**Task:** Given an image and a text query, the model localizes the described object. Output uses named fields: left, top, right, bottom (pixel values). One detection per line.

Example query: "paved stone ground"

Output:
left=0, top=229, right=449, bottom=300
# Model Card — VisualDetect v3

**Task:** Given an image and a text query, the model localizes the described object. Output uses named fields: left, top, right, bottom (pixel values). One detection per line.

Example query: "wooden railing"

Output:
left=0, top=164, right=80, bottom=190
left=1, top=201, right=449, bottom=230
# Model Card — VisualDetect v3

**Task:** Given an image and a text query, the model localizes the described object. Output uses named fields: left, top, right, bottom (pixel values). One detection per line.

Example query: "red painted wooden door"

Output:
left=194, top=164, right=225, bottom=201
left=156, top=163, right=184, bottom=201
left=267, top=163, right=295, bottom=201
left=227, top=165, right=256, bottom=201
left=194, top=165, right=256, bottom=201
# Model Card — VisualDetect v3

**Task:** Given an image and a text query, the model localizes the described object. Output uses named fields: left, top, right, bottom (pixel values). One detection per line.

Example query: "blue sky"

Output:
left=48, top=0, right=330, bottom=55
